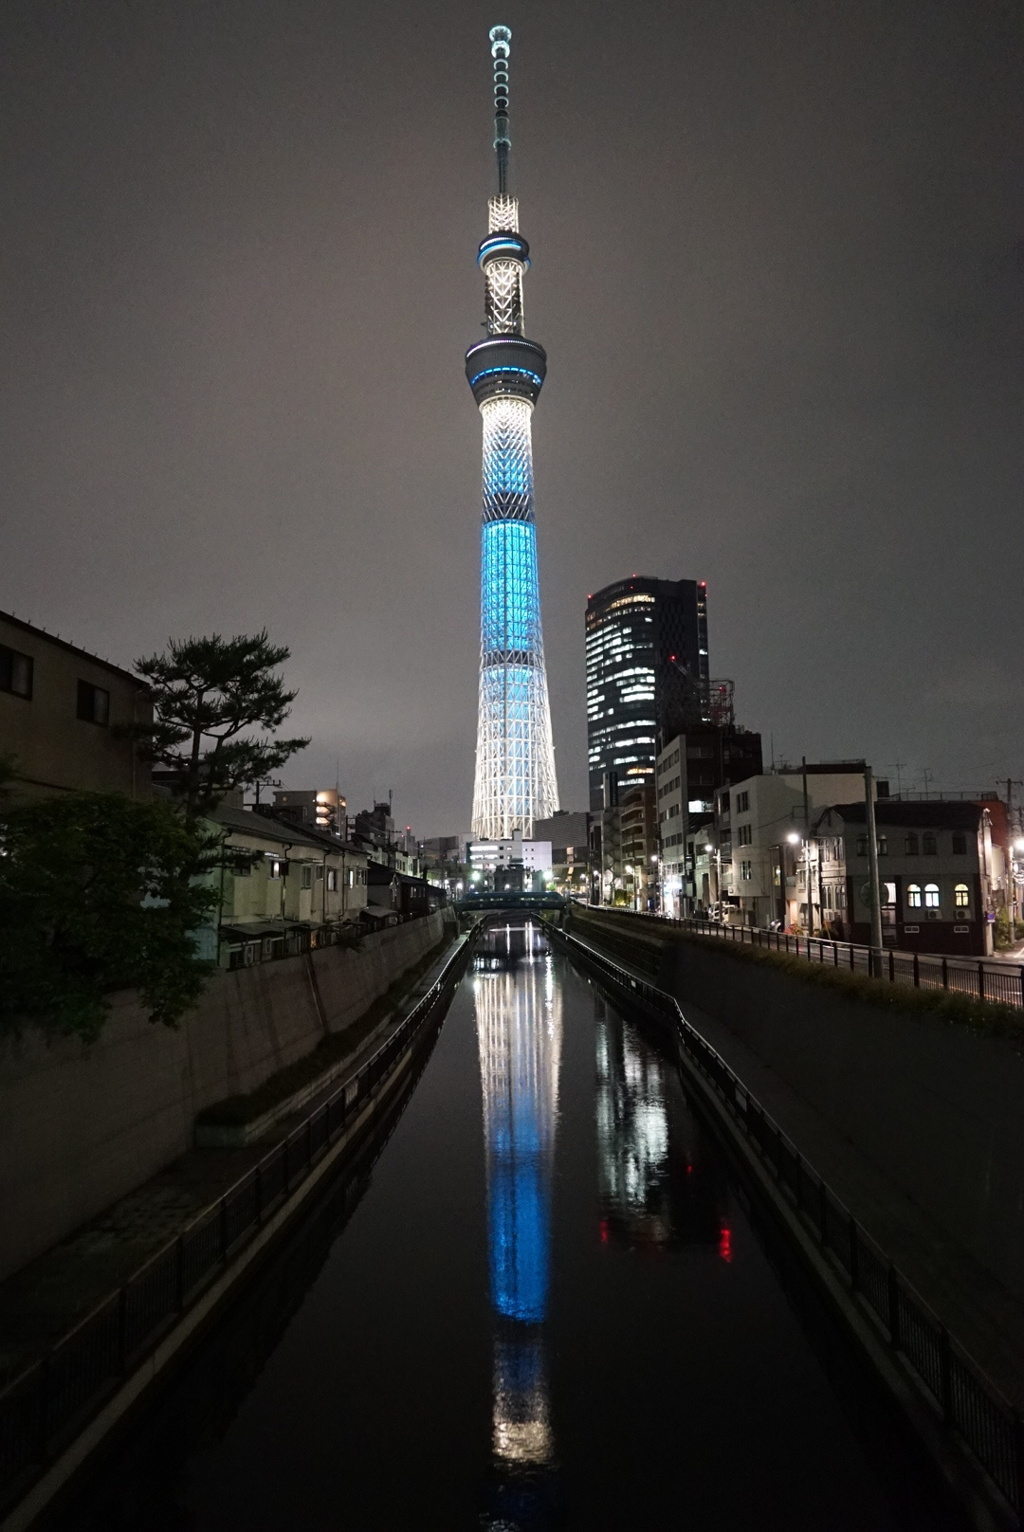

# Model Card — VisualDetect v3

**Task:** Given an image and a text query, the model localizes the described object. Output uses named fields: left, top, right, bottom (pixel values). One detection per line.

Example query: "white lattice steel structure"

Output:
left=466, top=26, right=558, bottom=840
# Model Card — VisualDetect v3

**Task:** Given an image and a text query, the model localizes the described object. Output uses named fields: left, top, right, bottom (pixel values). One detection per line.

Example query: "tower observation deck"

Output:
left=468, top=24, right=559, bottom=840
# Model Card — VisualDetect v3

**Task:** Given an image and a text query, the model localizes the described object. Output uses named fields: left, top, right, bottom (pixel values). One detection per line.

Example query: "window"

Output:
left=922, top=833, right=937, bottom=856
left=954, top=883, right=969, bottom=909
left=301, top=865, right=313, bottom=889
left=951, top=832, right=966, bottom=855
left=741, top=860, right=752, bottom=881
left=905, top=833, right=919, bottom=855
left=736, top=824, right=752, bottom=846
left=856, top=836, right=867, bottom=856
left=736, top=791, right=750, bottom=813
left=268, top=858, right=283, bottom=880
left=877, top=836, right=888, bottom=856
left=924, top=883, right=940, bottom=908
left=76, top=680, right=110, bottom=726
left=315, top=864, right=325, bottom=881
left=907, top=884, right=922, bottom=908
left=0, top=645, right=33, bottom=699
left=327, top=868, right=338, bottom=892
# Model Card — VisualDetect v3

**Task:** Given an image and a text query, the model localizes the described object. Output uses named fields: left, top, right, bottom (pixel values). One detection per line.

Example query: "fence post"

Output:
left=850, top=944, right=855, bottom=972
left=978, top=962, right=985, bottom=1003
left=913, top=952, right=920, bottom=987
left=941, top=956, right=948, bottom=991
left=889, top=949, right=895, bottom=982
left=833, top=942, right=839, bottom=967
left=939, top=1327, right=953, bottom=1422
left=887, top=1264, right=901, bottom=1349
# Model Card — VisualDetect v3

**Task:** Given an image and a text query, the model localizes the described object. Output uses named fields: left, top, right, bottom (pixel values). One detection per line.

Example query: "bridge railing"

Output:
left=551, top=923, right=1024, bottom=1523
left=0, top=938, right=470, bottom=1521
left=636, top=912, right=1024, bottom=1010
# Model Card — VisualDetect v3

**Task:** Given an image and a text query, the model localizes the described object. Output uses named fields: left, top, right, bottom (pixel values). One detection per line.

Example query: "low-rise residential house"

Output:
left=818, top=800, right=997, bottom=955
left=365, top=863, right=447, bottom=925
left=716, top=764, right=883, bottom=929
left=207, top=805, right=369, bottom=967
left=0, top=610, right=151, bottom=800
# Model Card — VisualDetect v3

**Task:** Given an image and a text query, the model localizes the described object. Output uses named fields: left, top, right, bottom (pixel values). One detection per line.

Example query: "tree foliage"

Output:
left=128, top=631, right=309, bottom=818
left=0, top=792, right=220, bottom=1040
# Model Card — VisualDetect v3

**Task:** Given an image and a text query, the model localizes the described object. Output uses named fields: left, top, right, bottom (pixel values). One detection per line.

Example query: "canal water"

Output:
left=47, top=921, right=959, bottom=1530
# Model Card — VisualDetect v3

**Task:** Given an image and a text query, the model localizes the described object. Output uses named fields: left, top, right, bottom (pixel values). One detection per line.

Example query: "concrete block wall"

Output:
left=0, top=911, right=454, bottom=1281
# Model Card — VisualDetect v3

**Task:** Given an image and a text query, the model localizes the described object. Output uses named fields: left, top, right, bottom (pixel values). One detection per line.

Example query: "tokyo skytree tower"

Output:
left=466, top=25, right=559, bottom=839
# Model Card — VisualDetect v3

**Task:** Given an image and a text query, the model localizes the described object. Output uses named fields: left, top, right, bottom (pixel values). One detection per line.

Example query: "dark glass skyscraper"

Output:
left=585, top=577, right=709, bottom=811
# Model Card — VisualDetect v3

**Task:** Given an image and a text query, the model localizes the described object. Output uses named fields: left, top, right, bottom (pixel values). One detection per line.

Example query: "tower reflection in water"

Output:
left=474, top=920, right=562, bottom=1526
left=594, top=995, right=730, bottom=1256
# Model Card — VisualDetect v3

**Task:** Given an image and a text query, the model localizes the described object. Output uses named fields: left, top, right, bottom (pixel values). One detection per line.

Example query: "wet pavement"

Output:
left=44, top=920, right=963, bottom=1530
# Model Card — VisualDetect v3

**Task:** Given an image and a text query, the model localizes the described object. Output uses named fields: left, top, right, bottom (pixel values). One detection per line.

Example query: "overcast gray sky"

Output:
left=1, top=0, right=1020, bottom=833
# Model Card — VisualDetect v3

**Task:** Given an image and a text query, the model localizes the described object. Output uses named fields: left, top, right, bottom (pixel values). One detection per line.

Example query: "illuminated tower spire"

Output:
left=467, top=24, right=559, bottom=840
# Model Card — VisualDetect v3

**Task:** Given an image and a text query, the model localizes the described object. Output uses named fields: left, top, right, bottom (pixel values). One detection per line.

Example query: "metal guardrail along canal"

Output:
left=0, top=940, right=469, bottom=1521
left=675, top=916, right=1024, bottom=1009
left=553, top=924, right=1024, bottom=1525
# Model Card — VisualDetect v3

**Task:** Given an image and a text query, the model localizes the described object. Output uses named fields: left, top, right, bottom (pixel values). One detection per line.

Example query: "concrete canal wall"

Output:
left=0, top=911, right=454, bottom=1280
left=571, top=907, right=1024, bottom=1309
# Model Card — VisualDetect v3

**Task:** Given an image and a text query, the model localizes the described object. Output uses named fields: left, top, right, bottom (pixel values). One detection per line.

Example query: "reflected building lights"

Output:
left=474, top=921, right=562, bottom=1479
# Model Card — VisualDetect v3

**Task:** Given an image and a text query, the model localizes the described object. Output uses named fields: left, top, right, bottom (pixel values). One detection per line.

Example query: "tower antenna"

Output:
left=490, top=25, right=512, bottom=195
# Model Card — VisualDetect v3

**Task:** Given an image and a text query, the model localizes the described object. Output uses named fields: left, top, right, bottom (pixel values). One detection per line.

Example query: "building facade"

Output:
left=586, top=577, right=709, bottom=810
left=0, top=610, right=151, bottom=799
left=467, top=26, right=558, bottom=840
left=819, top=800, right=997, bottom=955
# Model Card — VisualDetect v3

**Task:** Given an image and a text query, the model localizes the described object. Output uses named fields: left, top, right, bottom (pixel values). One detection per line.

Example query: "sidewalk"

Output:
left=0, top=938, right=460, bottom=1391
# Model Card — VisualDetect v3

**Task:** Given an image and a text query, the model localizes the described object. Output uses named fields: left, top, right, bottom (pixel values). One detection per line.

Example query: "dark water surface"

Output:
left=47, top=923, right=957, bottom=1530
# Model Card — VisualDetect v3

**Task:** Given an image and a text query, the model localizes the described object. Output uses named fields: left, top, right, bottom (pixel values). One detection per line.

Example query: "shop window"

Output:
left=907, top=884, right=922, bottom=908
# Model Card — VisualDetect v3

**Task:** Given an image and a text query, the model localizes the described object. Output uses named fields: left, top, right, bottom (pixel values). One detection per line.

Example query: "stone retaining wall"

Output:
left=0, top=911, right=454, bottom=1280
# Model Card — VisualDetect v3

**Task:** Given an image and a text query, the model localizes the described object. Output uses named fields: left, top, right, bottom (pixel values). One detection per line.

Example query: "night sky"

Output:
left=1, top=0, right=1020, bottom=832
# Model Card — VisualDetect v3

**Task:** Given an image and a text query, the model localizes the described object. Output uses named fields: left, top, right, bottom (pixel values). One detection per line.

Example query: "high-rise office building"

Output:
left=585, top=577, right=710, bottom=810
left=467, top=26, right=558, bottom=840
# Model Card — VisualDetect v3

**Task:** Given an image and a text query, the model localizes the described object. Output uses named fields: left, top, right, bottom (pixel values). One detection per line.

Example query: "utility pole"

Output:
left=864, top=764, right=884, bottom=973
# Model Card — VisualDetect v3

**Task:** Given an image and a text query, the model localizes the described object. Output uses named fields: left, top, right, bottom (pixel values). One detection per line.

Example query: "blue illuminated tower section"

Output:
left=467, top=25, right=559, bottom=839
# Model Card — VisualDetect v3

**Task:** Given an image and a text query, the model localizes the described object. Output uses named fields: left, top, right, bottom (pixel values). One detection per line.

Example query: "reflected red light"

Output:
left=719, top=1226, right=732, bottom=1263
left=685, top=1163, right=692, bottom=1176
left=599, top=1217, right=610, bottom=1245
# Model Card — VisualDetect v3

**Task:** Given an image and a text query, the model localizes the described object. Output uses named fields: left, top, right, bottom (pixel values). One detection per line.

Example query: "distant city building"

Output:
left=585, top=577, right=710, bottom=810
left=0, top=610, right=151, bottom=800
left=532, top=810, right=591, bottom=898
left=470, top=830, right=552, bottom=891
left=272, top=787, right=346, bottom=835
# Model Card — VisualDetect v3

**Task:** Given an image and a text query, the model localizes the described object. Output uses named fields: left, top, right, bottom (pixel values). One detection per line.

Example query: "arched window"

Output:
left=923, top=833, right=937, bottom=855
left=924, top=884, right=940, bottom=908
left=954, top=883, right=970, bottom=909
left=907, top=884, right=922, bottom=908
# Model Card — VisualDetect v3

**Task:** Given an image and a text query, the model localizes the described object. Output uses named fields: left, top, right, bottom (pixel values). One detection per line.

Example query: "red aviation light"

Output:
left=719, top=1226, right=732, bottom=1263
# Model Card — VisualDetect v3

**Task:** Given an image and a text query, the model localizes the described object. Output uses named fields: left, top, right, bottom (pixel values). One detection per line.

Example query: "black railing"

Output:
left=0, top=938, right=470, bottom=1519
left=553, top=924, right=1024, bottom=1523
left=633, top=911, right=1024, bottom=1010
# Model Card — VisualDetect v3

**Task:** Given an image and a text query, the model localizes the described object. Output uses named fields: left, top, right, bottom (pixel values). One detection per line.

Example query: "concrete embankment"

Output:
left=570, top=906, right=1024, bottom=1404
left=0, top=911, right=454, bottom=1281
